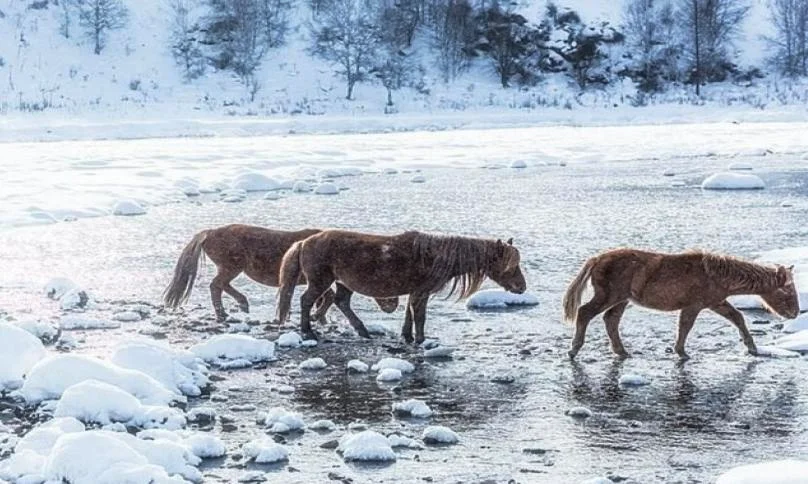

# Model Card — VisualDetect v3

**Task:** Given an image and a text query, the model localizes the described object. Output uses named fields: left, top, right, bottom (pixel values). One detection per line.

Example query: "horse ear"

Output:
left=788, top=265, right=795, bottom=272
left=506, top=238, right=513, bottom=246
left=777, top=265, right=791, bottom=286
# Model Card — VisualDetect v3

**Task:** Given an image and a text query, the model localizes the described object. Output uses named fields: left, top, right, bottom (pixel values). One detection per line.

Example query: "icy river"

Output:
left=1, top=121, right=808, bottom=484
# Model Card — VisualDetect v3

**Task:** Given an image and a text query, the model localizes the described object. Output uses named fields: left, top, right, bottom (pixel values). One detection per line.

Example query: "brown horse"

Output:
left=563, top=248, right=800, bottom=359
left=162, top=224, right=398, bottom=322
left=276, top=229, right=527, bottom=342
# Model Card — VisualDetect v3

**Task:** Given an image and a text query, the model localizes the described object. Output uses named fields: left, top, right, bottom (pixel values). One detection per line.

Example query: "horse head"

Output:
left=488, top=238, right=527, bottom=294
left=760, top=265, right=800, bottom=319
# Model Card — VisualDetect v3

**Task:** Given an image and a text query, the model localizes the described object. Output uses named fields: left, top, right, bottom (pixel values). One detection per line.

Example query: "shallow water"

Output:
left=1, top=132, right=807, bottom=483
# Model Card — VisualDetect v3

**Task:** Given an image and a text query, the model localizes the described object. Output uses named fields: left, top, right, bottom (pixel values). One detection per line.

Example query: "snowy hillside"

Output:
left=0, top=0, right=805, bottom=121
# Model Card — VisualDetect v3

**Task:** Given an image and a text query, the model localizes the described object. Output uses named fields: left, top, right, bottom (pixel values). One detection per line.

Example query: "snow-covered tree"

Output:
left=474, top=5, right=539, bottom=87
left=78, top=0, right=129, bottom=54
left=623, top=0, right=680, bottom=91
left=767, top=0, right=808, bottom=76
left=258, top=0, right=293, bottom=48
left=170, top=0, right=206, bottom=80
left=204, top=0, right=267, bottom=80
left=430, top=0, right=476, bottom=82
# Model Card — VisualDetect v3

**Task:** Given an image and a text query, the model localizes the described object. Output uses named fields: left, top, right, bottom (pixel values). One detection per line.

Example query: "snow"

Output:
left=183, top=435, right=226, bottom=459
left=376, top=369, right=403, bottom=382
left=773, top=332, right=808, bottom=352
left=701, top=172, right=766, bottom=190
left=231, top=173, right=282, bottom=192
left=111, top=342, right=209, bottom=397
left=190, top=335, right=274, bottom=364
left=259, top=407, right=305, bottom=432
left=371, top=358, right=415, bottom=373
left=299, top=358, right=327, bottom=370
left=292, top=181, right=312, bottom=192
left=716, top=459, right=808, bottom=484
left=728, top=162, right=754, bottom=171
left=338, top=431, right=396, bottom=462
left=54, top=380, right=142, bottom=425
left=566, top=407, right=593, bottom=419
left=276, top=331, right=302, bottom=348
left=392, top=399, right=433, bottom=418
left=346, top=360, right=369, bottom=373
left=424, top=346, right=456, bottom=358
left=308, top=420, right=336, bottom=432
left=44, top=277, right=79, bottom=300
left=0, top=323, right=46, bottom=392
left=465, top=290, right=540, bottom=309
left=422, top=426, right=459, bottom=445
left=60, top=315, right=120, bottom=330
left=387, top=434, right=423, bottom=449
left=755, top=345, right=801, bottom=358
left=313, top=183, right=339, bottom=195
left=783, top=314, right=808, bottom=333
left=243, top=439, right=289, bottom=464
left=20, top=354, right=178, bottom=406
left=114, top=311, right=143, bottom=322
left=410, top=175, right=427, bottom=183
left=186, top=407, right=216, bottom=424
left=264, top=192, right=281, bottom=201
left=113, top=200, right=148, bottom=216
left=510, top=160, right=527, bottom=169
left=618, top=374, right=651, bottom=386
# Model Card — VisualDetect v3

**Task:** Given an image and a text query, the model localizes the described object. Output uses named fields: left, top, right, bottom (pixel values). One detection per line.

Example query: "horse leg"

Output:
left=333, top=283, right=371, bottom=339
left=299, top=278, right=334, bottom=341
left=568, top=293, right=609, bottom=359
left=401, top=299, right=414, bottom=344
left=674, top=307, right=702, bottom=359
left=411, top=295, right=429, bottom=345
left=603, top=301, right=629, bottom=358
left=312, top=288, right=335, bottom=325
left=223, top=284, right=249, bottom=314
left=210, top=268, right=240, bottom=322
left=710, top=301, right=758, bottom=356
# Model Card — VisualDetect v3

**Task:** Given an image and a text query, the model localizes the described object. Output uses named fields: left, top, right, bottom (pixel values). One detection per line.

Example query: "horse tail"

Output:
left=276, top=241, right=304, bottom=324
left=562, top=256, right=597, bottom=324
left=162, top=230, right=209, bottom=309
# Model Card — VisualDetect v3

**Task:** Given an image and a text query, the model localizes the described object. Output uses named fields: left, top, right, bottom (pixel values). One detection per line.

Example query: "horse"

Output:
left=162, top=224, right=399, bottom=323
left=275, top=229, right=527, bottom=342
left=562, top=248, right=800, bottom=359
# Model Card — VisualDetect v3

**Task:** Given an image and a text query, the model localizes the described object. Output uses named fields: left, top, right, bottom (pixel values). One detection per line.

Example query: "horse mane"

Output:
left=699, top=251, right=778, bottom=292
left=409, top=231, right=494, bottom=299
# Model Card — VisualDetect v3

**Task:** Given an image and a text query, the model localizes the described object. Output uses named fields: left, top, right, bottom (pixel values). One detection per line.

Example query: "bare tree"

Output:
left=311, top=0, right=380, bottom=99
left=59, top=0, right=79, bottom=39
left=430, top=0, right=475, bottom=82
left=678, top=0, right=749, bottom=95
left=767, top=0, right=808, bottom=76
left=170, top=0, right=206, bottom=80
left=259, top=0, right=293, bottom=48
left=623, top=0, right=680, bottom=90
left=205, top=0, right=268, bottom=80
left=78, top=0, right=129, bottom=54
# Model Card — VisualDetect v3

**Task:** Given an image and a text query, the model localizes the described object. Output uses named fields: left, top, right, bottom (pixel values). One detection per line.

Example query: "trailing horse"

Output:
left=162, top=224, right=398, bottom=322
left=563, top=248, right=800, bottom=359
left=276, top=229, right=527, bottom=342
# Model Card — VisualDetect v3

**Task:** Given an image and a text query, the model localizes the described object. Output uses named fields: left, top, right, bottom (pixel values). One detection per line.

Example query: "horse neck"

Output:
left=713, top=257, right=779, bottom=295
left=414, top=235, right=491, bottom=294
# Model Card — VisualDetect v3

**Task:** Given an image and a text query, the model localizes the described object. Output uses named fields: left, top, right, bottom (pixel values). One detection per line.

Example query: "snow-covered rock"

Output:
left=510, top=160, right=527, bottom=169
left=618, top=374, right=651, bottom=386
left=276, top=331, right=302, bottom=348
left=184, top=435, right=226, bottom=459
left=243, top=439, right=288, bottom=464
left=410, top=175, right=427, bottom=183
left=112, top=200, right=147, bottom=216
left=231, top=173, right=281, bottom=192
left=20, top=354, right=178, bottom=406
left=12, top=318, right=60, bottom=342
left=701, top=172, right=765, bottom=190
left=465, top=290, right=540, bottom=309
left=308, top=420, right=336, bottom=432
left=422, top=426, right=459, bottom=445
left=60, top=288, right=90, bottom=309
left=258, top=407, right=305, bottom=432
left=45, top=277, right=79, bottom=300
left=313, top=183, right=339, bottom=195
left=292, top=181, right=311, bottom=193
left=566, top=407, right=593, bottom=419
left=376, top=369, right=403, bottom=382
left=346, top=360, right=369, bottom=373
left=371, top=358, right=415, bottom=373
left=392, top=399, right=433, bottom=418
left=264, top=192, right=281, bottom=201
left=298, top=358, right=327, bottom=370
left=0, top=323, right=46, bottom=392
left=423, top=346, right=455, bottom=358
left=716, top=459, right=808, bottom=484
left=387, top=434, right=422, bottom=449
left=112, top=342, right=209, bottom=397
left=338, top=431, right=396, bottom=462
left=60, top=315, right=120, bottom=330
left=190, top=335, right=274, bottom=363
left=54, top=380, right=142, bottom=425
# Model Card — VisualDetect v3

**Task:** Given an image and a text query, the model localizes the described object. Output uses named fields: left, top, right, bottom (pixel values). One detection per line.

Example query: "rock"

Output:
left=320, top=439, right=340, bottom=449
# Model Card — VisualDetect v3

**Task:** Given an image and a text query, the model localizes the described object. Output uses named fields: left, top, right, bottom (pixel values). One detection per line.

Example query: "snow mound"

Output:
left=259, top=407, right=305, bottom=432
left=422, top=426, right=459, bottom=445
left=376, top=368, right=403, bottom=382
left=566, top=407, right=593, bottom=419
left=465, top=290, right=540, bottom=309
left=371, top=358, right=415, bottom=373
left=314, top=183, right=339, bottom=195
left=276, top=331, right=302, bottom=348
left=243, top=439, right=288, bottom=464
left=21, top=354, right=178, bottom=406
left=701, top=172, right=765, bottom=190
left=410, top=175, right=427, bottom=183
left=424, top=346, right=455, bottom=358
left=264, top=192, right=281, bottom=201
left=44, top=277, right=79, bottom=300
left=113, top=311, right=142, bottom=322
left=716, top=459, right=808, bottom=484
left=338, top=431, right=396, bottom=462
left=346, top=360, right=369, bottom=373
left=54, top=380, right=142, bottom=425
left=392, top=399, right=433, bottom=418
left=308, top=420, right=336, bottom=432
left=0, top=323, right=46, bottom=392
left=13, top=417, right=85, bottom=456
left=232, top=173, right=281, bottom=192
left=387, top=434, right=423, bottom=449
left=113, top=200, right=147, bottom=216
left=186, top=407, right=216, bottom=424
left=755, top=345, right=801, bottom=358
left=299, top=358, right=327, bottom=370
left=112, top=342, right=209, bottom=397
left=662, top=168, right=676, bottom=176
left=12, top=318, right=60, bottom=342
left=292, top=181, right=312, bottom=193
left=618, top=374, right=651, bottom=386
left=190, top=335, right=274, bottom=364
left=184, top=435, right=225, bottom=459
left=728, top=162, right=754, bottom=171
left=220, top=189, right=246, bottom=203
left=783, top=313, right=808, bottom=333
left=510, top=160, right=527, bottom=169
left=60, top=315, right=120, bottom=330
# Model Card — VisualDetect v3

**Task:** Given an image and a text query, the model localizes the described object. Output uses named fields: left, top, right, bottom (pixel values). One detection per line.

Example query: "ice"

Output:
left=190, top=335, right=274, bottom=363
left=0, top=323, right=46, bottom=392
left=371, top=357, right=415, bottom=373
left=111, top=341, right=209, bottom=397
left=410, top=175, right=427, bottom=183
left=783, top=314, right=808, bottom=333
left=580, top=478, right=614, bottom=484
left=566, top=407, right=593, bottom=419
left=376, top=368, right=403, bottom=382
left=45, top=277, right=79, bottom=300
left=60, top=315, right=120, bottom=330
left=424, top=346, right=456, bottom=358
left=243, top=439, right=289, bottom=464
left=618, top=374, right=651, bottom=386
left=347, top=360, right=369, bottom=373
left=465, top=290, right=540, bottom=309
left=258, top=407, right=305, bottom=432
left=755, top=345, right=801, bottom=358
left=54, top=380, right=142, bottom=425
left=264, top=192, right=281, bottom=200
left=20, top=354, right=178, bottom=406
left=422, top=426, right=459, bottom=445
left=392, top=399, right=433, bottom=418
left=338, top=431, right=396, bottom=462
left=716, top=459, right=808, bottom=484
left=701, top=172, right=765, bottom=190
left=276, top=331, right=302, bottom=348
left=183, top=435, right=226, bottom=459
left=510, top=160, right=527, bottom=168
left=299, top=357, right=327, bottom=370
left=314, top=182, right=339, bottom=195
left=728, top=162, right=754, bottom=171
left=113, top=311, right=143, bottom=322
left=773, top=332, right=808, bottom=352
left=308, top=420, right=336, bottom=432
left=231, top=173, right=282, bottom=192
left=113, top=200, right=148, bottom=216
left=387, top=434, right=422, bottom=449
left=292, top=181, right=312, bottom=192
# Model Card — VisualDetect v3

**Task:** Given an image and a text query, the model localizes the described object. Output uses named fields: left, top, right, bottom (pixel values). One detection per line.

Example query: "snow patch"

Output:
left=422, top=426, right=459, bottom=445
left=410, top=175, right=427, bottom=183
left=276, top=331, right=302, bottom=348
left=243, top=440, right=288, bottom=464
left=783, top=313, right=808, bottom=333
left=258, top=407, right=305, bottom=432
left=298, top=358, right=327, bottom=370
left=113, top=200, right=147, bottom=216
left=728, top=162, right=754, bottom=171
left=392, top=399, right=433, bottom=418
left=190, top=335, right=274, bottom=364
left=346, top=360, right=369, bottom=373
left=338, top=431, right=396, bottom=462
left=0, top=324, right=46, bottom=392
left=376, top=369, right=403, bottom=382
left=231, top=173, right=281, bottom=192
left=60, top=315, right=120, bottom=330
left=716, top=459, right=808, bottom=484
left=701, top=172, right=765, bottom=190
left=308, top=420, right=336, bottom=432
left=371, top=358, right=415, bottom=373
left=465, top=290, right=540, bottom=309
left=313, top=183, right=339, bottom=195
left=618, top=374, right=651, bottom=386
left=111, top=341, right=209, bottom=397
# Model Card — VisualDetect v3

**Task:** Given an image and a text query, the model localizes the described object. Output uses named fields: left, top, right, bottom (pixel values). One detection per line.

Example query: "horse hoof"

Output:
left=239, top=304, right=250, bottom=313
left=567, top=350, right=578, bottom=359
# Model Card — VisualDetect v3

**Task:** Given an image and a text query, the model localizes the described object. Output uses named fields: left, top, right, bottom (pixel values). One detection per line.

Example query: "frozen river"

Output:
left=1, top=122, right=807, bottom=483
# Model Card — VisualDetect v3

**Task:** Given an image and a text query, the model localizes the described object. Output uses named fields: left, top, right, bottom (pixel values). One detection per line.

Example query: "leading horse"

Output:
left=276, top=229, right=527, bottom=342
